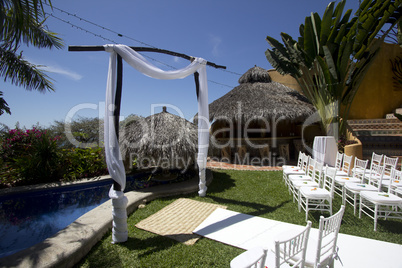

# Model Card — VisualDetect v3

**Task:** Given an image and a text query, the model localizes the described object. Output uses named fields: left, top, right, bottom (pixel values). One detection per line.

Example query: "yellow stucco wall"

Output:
left=268, top=69, right=302, bottom=93
left=349, top=42, right=402, bottom=119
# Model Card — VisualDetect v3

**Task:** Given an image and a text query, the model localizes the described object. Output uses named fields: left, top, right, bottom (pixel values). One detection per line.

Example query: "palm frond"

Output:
left=0, top=91, right=11, bottom=115
left=1, top=0, right=62, bottom=49
left=0, top=45, right=54, bottom=92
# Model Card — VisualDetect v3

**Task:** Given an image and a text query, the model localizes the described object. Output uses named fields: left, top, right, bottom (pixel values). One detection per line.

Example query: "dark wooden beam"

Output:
left=68, top=45, right=226, bottom=69
left=113, top=55, right=123, bottom=192
left=114, top=54, right=123, bottom=139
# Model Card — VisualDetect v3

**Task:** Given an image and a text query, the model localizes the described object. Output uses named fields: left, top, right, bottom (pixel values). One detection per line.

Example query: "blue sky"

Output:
left=1, top=0, right=360, bottom=128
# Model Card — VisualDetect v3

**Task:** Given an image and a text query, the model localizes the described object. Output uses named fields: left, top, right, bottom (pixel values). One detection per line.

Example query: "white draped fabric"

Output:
left=313, top=136, right=337, bottom=166
left=104, top=44, right=210, bottom=243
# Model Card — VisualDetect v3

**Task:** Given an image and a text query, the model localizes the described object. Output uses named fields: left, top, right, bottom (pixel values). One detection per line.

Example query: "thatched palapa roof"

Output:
left=208, top=66, right=315, bottom=123
left=119, top=107, right=198, bottom=170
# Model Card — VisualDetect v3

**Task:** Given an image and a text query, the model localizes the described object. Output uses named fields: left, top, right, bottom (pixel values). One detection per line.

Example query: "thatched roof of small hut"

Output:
left=119, top=107, right=198, bottom=169
left=207, top=66, right=315, bottom=123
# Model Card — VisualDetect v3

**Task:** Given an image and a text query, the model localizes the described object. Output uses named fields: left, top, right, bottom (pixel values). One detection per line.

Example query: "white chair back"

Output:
left=306, top=158, right=316, bottom=177
left=352, top=157, right=369, bottom=182
left=301, top=154, right=310, bottom=173
left=296, top=151, right=305, bottom=168
left=313, top=161, right=324, bottom=186
left=323, top=166, right=337, bottom=197
left=368, top=163, right=385, bottom=190
left=371, top=152, right=384, bottom=166
left=383, top=156, right=399, bottom=177
left=275, top=221, right=312, bottom=268
left=313, top=205, right=345, bottom=268
left=340, top=154, right=353, bottom=176
left=389, top=168, right=402, bottom=195
left=335, top=152, right=343, bottom=170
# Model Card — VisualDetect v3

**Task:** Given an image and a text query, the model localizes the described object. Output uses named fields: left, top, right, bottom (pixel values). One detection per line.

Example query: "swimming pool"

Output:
left=0, top=171, right=191, bottom=258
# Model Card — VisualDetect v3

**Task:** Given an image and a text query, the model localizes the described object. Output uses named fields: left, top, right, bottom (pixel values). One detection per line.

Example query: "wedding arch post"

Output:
left=69, top=44, right=225, bottom=243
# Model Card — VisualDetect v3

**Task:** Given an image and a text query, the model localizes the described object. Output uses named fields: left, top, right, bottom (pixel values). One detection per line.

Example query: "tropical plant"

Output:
left=380, top=19, right=402, bottom=45
left=265, top=0, right=401, bottom=141
left=0, top=0, right=63, bottom=115
left=61, top=147, right=107, bottom=181
left=0, top=127, right=63, bottom=185
left=0, top=127, right=108, bottom=186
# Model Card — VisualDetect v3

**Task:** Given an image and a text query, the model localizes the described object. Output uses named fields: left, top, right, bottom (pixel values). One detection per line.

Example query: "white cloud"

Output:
left=39, top=65, right=83, bottom=81
left=27, top=58, right=83, bottom=81
left=209, top=35, right=222, bottom=57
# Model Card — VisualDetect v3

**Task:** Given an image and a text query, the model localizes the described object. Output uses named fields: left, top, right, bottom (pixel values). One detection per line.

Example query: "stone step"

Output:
left=347, top=119, right=402, bottom=136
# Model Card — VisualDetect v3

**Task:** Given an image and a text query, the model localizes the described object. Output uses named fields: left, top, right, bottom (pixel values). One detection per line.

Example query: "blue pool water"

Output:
left=0, top=172, right=167, bottom=258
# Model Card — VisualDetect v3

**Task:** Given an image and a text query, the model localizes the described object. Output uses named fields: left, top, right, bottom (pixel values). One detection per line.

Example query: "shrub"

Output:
left=61, top=147, right=108, bottom=181
left=0, top=128, right=63, bottom=186
left=0, top=128, right=108, bottom=187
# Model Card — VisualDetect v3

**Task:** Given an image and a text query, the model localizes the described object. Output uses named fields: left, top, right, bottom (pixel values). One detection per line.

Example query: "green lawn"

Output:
left=76, top=170, right=402, bottom=268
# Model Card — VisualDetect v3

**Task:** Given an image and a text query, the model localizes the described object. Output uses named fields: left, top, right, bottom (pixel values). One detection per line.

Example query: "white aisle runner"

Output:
left=193, top=208, right=402, bottom=268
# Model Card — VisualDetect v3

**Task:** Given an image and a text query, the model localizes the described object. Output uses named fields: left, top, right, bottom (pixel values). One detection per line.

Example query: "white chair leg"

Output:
left=341, top=187, right=345, bottom=205
left=305, top=199, right=309, bottom=221
left=374, top=204, right=378, bottom=231
left=298, top=190, right=301, bottom=212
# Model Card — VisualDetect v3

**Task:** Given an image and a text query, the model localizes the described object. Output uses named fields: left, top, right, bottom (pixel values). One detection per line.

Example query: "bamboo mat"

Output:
left=135, top=198, right=227, bottom=245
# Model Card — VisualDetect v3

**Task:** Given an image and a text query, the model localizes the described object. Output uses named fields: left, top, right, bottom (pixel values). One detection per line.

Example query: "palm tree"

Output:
left=0, top=0, right=63, bottom=115
left=265, top=0, right=401, bottom=142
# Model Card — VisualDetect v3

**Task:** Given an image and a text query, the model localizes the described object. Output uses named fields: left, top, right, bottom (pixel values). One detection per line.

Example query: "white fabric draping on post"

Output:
left=104, top=44, right=210, bottom=243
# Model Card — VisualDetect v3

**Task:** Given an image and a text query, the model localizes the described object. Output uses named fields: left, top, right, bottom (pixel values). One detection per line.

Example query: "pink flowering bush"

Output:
left=0, top=128, right=62, bottom=186
left=0, top=128, right=107, bottom=187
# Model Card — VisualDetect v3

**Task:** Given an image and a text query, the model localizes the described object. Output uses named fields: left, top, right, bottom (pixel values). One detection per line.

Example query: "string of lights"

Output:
left=46, top=13, right=185, bottom=70
left=45, top=4, right=342, bottom=90
left=45, top=12, right=236, bottom=88
left=45, top=12, right=234, bottom=88
left=46, top=13, right=117, bottom=44
left=45, top=3, right=157, bottom=49
left=44, top=3, right=242, bottom=78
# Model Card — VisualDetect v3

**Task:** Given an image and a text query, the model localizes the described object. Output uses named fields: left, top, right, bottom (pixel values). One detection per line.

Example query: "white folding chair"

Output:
left=368, top=161, right=389, bottom=189
left=292, top=161, right=324, bottom=207
left=334, top=151, right=343, bottom=170
left=299, top=166, right=336, bottom=221
left=344, top=163, right=384, bottom=215
left=231, top=221, right=312, bottom=268
left=288, top=158, right=316, bottom=200
left=334, top=157, right=368, bottom=202
left=289, top=206, right=345, bottom=268
left=360, top=168, right=402, bottom=231
left=351, top=157, right=369, bottom=179
left=389, top=168, right=402, bottom=197
left=282, top=151, right=303, bottom=170
left=381, top=165, right=402, bottom=192
left=382, top=155, right=399, bottom=180
left=371, top=152, right=384, bottom=166
left=364, top=152, right=383, bottom=180
left=283, top=154, right=309, bottom=189
left=335, top=154, right=353, bottom=177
